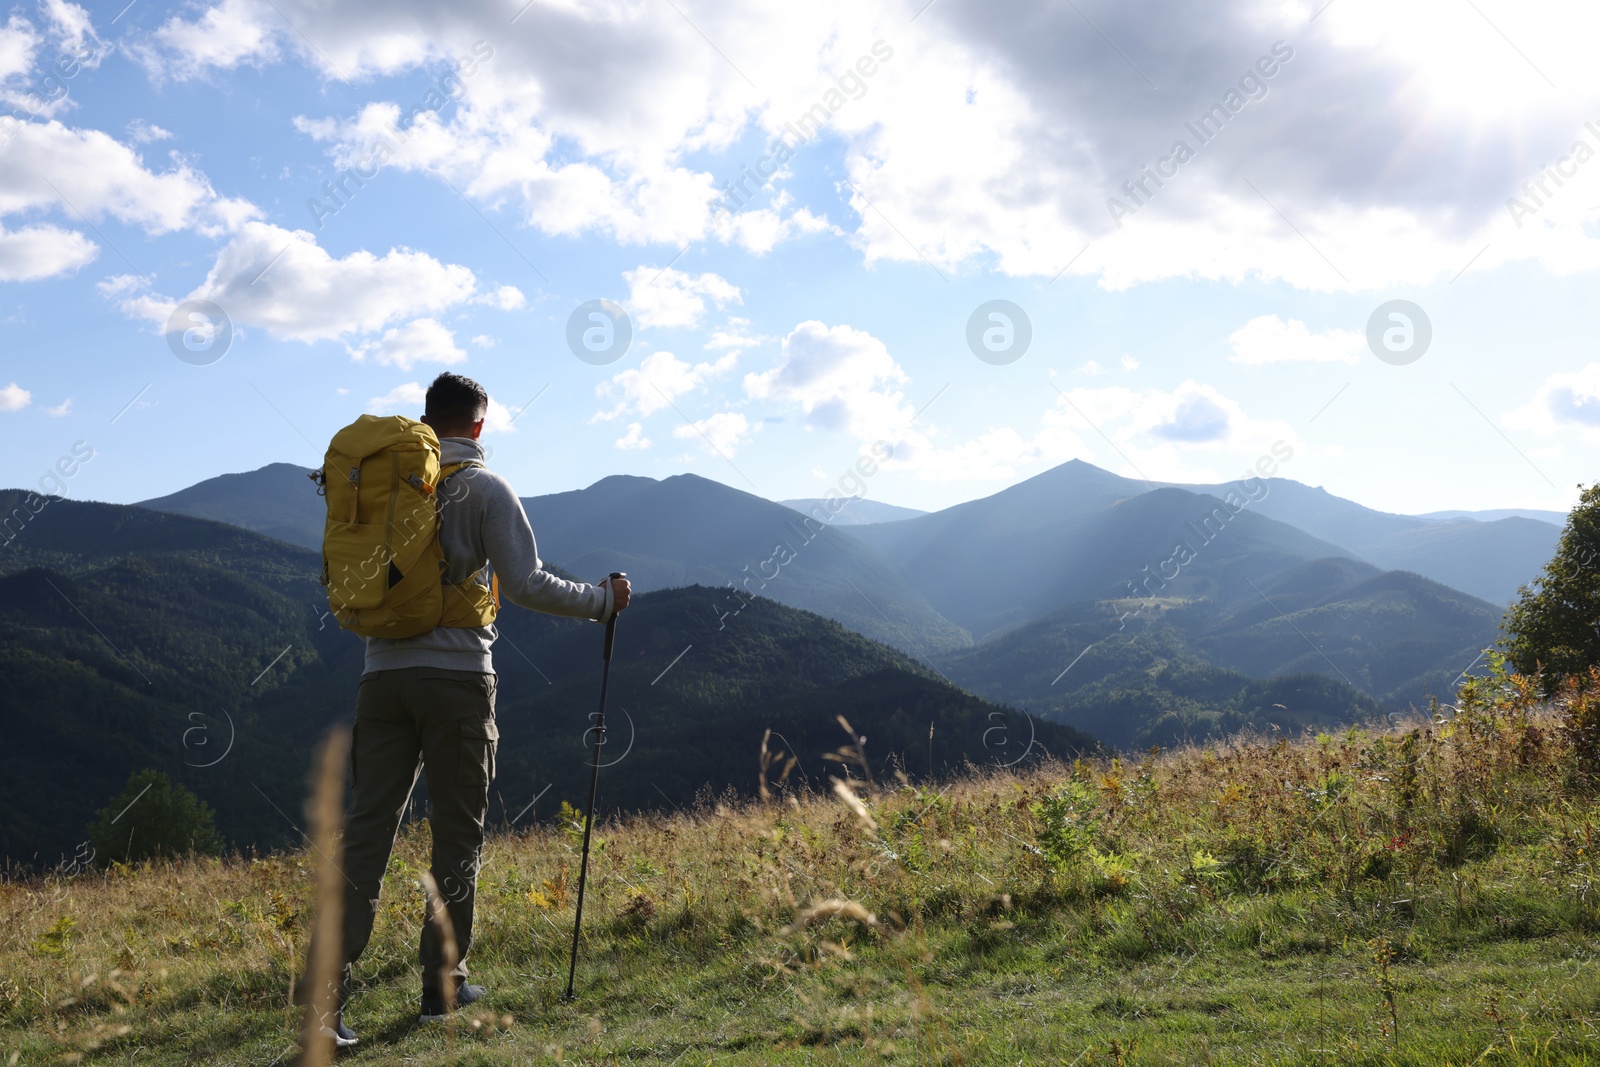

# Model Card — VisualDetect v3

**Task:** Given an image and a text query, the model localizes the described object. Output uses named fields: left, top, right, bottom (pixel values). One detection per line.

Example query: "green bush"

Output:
left=87, top=769, right=223, bottom=865
left=1501, top=483, right=1600, bottom=686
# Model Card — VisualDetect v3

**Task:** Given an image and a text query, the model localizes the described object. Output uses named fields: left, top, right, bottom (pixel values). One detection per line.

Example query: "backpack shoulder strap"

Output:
left=438, top=458, right=484, bottom=482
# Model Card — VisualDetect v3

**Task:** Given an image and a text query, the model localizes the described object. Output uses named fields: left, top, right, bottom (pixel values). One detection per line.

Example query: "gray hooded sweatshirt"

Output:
left=362, top=437, right=614, bottom=676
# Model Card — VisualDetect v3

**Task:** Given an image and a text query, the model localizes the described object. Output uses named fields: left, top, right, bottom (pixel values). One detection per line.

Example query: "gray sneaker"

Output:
left=316, top=1011, right=359, bottom=1048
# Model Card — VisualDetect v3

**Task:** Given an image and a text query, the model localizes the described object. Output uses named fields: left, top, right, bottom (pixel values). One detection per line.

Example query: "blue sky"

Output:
left=2, top=0, right=1598, bottom=517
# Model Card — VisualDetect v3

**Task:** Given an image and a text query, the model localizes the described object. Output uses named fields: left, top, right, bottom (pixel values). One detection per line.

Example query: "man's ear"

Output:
left=420, top=414, right=433, bottom=428
left=469, top=418, right=485, bottom=440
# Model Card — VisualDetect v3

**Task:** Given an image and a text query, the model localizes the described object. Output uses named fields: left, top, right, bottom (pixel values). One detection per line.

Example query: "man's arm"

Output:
left=477, top=473, right=619, bottom=621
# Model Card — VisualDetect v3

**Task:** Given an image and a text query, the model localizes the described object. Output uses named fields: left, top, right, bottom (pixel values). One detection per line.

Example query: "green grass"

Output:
left=5, top=663, right=1600, bottom=1065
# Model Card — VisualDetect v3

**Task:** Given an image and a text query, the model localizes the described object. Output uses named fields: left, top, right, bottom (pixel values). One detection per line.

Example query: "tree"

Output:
left=87, top=769, right=224, bottom=865
left=1501, top=483, right=1600, bottom=688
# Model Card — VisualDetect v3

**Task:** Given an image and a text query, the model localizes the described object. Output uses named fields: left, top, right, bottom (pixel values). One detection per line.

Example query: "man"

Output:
left=303, top=372, right=630, bottom=1047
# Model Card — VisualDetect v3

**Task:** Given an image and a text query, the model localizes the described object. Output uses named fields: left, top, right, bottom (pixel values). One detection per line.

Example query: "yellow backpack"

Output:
left=311, top=414, right=498, bottom=639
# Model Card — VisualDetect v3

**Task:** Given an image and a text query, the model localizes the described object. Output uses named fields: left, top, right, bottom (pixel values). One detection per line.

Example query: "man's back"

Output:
left=362, top=435, right=615, bottom=676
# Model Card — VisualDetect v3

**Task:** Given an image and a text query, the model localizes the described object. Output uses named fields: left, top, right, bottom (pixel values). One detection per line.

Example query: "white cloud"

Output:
left=40, top=0, right=100, bottom=60
left=116, top=221, right=482, bottom=346
left=594, top=349, right=737, bottom=422
left=348, top=317, right=466, bottom=369
left=127, top=120, right=174, bottom=143
left=745, top=320, right=911, bottom=439
left=710, top=196, right=837, bottom=255
left=1077, top=360, right=1104, bottom=375
left=124, top=0, right=1600, bottom=291
left=1048, top=380, right=1300, bottom=482
left=96, top=273, right=148, bottom=298
left=1229, top=315, right=1364, bottom=365
left=44, top=397, right=71, bottom=416
left=0, top=222, right=96, bottom=280
left=741, top=319, right=1088, bottom=483
left=1120, top=355, right=1139, bottom=372
left=673, top=411, right=751, bottom=456
left=481, top=397, right=516, bottom=434
left=1, top=3, right=100, bottom=120
left=0, top=15, right=41, bottom=85
left=368, top=380, right=424, bottom=412
left=0, top=120, right=247, bottom=236
left=887, top=423, right=1090, bottom=483
left=0, top=108, right=257, bottom=288
left=0, top=382, right=31, bottom=411
left=705, top=316, right=763, bottom=351
left=615, top=422, right=651, bottom=450
left=624, top=266, right=740, bottom=329
left=1506, top=363, right=1600, bottom=441
left=135, top=0, right=281, bottom=81
left=477, top=284, right=524, bottom=310
left=470, top=334, right=494, bottom=347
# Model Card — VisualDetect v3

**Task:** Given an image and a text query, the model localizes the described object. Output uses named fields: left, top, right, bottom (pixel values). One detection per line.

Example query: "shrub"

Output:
left=87, top=769, right=224, bottom=866
left=1501, top=483, right=1600, bottom=686
left=1032, top=777, right=1100, bottom=873
left=1559, top=669, right=1600, bottom=790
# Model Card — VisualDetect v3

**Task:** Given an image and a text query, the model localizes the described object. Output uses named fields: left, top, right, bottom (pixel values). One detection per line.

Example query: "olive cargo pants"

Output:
left=339, top=666, right=499, bottom=995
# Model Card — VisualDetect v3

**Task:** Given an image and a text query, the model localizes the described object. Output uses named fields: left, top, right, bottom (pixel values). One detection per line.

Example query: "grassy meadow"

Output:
left=4, top=662, right=1600, bottom=1065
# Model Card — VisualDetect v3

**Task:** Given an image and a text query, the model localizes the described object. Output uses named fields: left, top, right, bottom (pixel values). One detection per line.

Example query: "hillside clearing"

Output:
left=4, top=664, right=1599, bottom=1065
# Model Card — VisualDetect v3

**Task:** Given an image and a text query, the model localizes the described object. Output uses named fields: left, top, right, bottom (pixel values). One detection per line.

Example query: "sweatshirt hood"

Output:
left=439, top=437, right=485, bottom=467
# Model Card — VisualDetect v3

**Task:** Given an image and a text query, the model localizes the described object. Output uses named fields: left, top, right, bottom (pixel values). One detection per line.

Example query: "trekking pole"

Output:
left=564, top=572, right=626, bottom=1002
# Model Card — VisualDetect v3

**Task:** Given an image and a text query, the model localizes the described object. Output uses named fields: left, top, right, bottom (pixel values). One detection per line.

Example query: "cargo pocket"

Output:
left=460, top=719, right=499, bottom=792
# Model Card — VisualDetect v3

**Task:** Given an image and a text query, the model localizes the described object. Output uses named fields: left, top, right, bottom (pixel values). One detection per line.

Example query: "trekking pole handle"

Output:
left=603, top=572, right=626, bottom=662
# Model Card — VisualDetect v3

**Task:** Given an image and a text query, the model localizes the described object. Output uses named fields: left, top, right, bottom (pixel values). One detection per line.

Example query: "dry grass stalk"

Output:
left=831, top=779, right=878, bottom=835
left=780, top=897, right=881, bottom=936
left=418, top=871, right=459, bottom=1017
left=297, top=726, right=349, bottom=1067
left=758, top=730, right=799, bottom=801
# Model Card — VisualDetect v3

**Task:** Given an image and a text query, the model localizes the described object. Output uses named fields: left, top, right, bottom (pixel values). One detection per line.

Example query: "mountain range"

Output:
left=781, top=497, right=926, bottom=525
left=136, top=458, right=1561, bottom=610
left=0, top=454, right=1564, bottom=865
left=125, top=456, right=1556, bottom=712
left=0, top=491, right=1093, bottom=868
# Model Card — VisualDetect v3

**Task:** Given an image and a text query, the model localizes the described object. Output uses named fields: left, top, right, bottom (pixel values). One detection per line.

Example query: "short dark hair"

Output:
left=424, top=372, right=488, bottom=427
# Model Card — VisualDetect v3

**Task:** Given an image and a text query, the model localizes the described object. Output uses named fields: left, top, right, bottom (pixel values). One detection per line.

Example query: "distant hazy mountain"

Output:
left=103, top=456, right=1558, bottom=747
left=129, top=464, right=968, bottom=656
left=128, top=457, right=1559, bottom=611
left=137, top=462, right=322, bottom=550
left=1182, top=478, right=1560, bottom=604
left=1196, top=557, right=1501, bottom=704
left=781, top=497, right=927, bottom=525
left=849, top=461, right=1357, bottom=640
left=520, top=474, right=971, bottom=655
left=0, top=491, right=1085, bottom=867
left=941, top=554, right=1496, bottom=747
left=1417, top=508, right=1567, bottom=525
left=941, top=598, right=1388, bottom=750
